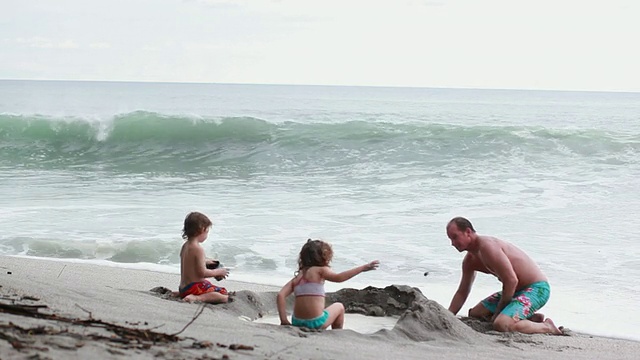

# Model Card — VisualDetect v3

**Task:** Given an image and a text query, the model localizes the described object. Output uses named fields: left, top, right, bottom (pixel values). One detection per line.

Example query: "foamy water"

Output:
left=1, top=80, right=639, bottom=340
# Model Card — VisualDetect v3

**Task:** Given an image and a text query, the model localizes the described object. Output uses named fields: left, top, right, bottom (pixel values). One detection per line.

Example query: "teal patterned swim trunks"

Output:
left=481, top=281, right=550, bottom=320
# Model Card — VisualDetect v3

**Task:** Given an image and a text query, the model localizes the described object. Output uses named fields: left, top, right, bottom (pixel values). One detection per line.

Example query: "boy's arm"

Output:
left=321, top=260, right=379, bottom=283
left=191, top=246, right=226, bottom=279
left=277, top=280, right=294, bottom=325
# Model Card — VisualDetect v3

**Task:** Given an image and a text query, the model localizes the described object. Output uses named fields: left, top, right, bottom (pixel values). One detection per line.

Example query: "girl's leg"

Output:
left=322, top=302, right=345, bottom=329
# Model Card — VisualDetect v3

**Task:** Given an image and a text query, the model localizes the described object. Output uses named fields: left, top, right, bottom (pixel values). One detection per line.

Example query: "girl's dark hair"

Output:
left=448, top=217, right=476, bottom=232
left=297, top=239, right=333, bottom=272
left=182, top=212, right=212, bottom=239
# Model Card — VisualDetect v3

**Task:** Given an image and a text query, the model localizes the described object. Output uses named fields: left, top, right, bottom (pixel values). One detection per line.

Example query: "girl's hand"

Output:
left=363, top=260, right=380, bottom=271
left=280, top=319, right=291, bottom=326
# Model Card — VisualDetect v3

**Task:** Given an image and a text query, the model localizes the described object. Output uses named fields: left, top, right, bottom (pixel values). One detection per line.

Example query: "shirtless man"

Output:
left=446, top=217, right=562, bottom=334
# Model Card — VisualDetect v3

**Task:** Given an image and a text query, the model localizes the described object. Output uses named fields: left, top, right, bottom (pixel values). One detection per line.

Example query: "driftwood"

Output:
left=0, top=303, right=48, bottom=316
left=0, top=301, right=180, bottom=350
left=0, top=294, right=255, bottom=356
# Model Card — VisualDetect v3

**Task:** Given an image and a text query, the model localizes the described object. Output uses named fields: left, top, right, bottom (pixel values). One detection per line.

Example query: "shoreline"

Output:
left=2, top=255, right=639, bottom=359
left=3, top=255, right=638, bottom=343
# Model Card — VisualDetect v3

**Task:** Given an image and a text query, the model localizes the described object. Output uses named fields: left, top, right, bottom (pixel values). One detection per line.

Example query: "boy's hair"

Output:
left=182, top=212, right=212, bottom=240
left=297, top=239, right=333, bottom=271
left=448, top=217, right=476, bottom=232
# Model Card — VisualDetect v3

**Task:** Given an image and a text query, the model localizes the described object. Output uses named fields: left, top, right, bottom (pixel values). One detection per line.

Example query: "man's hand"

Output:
left=490, top=312, right=499, bottom=322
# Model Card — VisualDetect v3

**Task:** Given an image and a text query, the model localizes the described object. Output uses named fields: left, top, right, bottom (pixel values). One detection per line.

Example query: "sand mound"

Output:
left=460, top=316, right=495, bottom=333
left=326, top=284, right=420, bottom=316
left=327, top=285, right=484, bottom=342
left=151, top=284, right=485, bottom=342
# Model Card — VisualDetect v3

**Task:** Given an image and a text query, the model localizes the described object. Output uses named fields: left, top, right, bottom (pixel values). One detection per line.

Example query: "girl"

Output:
left=277, top=239, right=379, bottom=330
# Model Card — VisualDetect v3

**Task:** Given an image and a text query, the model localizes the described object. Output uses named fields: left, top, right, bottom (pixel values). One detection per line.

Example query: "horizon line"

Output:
left=1, top=77, right=639, bottom=95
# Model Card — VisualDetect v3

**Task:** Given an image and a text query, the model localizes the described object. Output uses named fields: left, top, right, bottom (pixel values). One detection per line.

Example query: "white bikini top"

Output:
left=293, top=275, right=325, bottom=297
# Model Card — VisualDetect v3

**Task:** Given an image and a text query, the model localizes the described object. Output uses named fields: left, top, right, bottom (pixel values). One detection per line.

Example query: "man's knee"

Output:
left=492, top=315, right=514, bottom=332
left=468, top=307, right=480, bottom=318
left=468, top=306, right=491, bottom=319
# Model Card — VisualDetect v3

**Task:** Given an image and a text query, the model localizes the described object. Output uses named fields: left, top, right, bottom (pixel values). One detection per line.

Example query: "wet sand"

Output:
left=1, top=256, right=638, bottom=359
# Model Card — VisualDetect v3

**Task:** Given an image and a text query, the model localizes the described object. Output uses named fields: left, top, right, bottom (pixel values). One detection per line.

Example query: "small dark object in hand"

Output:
left=206, top=260, right=222, bottom=270
left=207, top=260, right=226, bottom=281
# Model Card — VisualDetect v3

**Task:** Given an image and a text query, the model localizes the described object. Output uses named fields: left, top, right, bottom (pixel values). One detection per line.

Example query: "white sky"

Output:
left=2, top=0, right=639, bottom=91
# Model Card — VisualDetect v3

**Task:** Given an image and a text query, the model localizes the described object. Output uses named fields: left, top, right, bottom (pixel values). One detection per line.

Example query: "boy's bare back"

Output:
left=180, top=239, right=207, bottom=289
left=177, top=211, right=229, bottom=304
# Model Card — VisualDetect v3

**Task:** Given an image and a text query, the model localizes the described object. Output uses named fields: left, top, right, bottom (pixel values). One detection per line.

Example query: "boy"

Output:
left=179, top=212, right=229, bottom=304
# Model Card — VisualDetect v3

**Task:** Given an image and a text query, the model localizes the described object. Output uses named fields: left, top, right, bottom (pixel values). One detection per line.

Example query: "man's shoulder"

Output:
left=477, top=234, right=496, bottom=242
left=477, top=235, right=505, bottom=248
left=462, top=252, right=480, bottom=268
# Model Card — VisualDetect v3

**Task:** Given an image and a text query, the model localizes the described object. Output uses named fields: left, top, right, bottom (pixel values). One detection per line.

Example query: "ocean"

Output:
left=1, top=80, right=638, bottom=340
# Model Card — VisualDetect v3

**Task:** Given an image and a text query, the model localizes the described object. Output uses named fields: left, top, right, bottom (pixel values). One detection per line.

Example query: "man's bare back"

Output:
left=446, top=217, right=562, bottom=335
left=463, top=236, right=547, bottom=290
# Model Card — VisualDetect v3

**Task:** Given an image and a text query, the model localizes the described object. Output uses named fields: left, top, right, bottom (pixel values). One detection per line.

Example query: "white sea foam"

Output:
left=1, top=81, right=639, bottom=340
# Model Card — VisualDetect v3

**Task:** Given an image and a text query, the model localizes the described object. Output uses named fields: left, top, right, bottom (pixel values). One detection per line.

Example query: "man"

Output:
left=446, top=217, right=562, bottom=334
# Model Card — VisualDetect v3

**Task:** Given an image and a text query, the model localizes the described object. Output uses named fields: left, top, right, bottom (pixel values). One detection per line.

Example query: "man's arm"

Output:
left=480, top=245, right=518, bottom=317
left=448, top=257, right=476, bottom=315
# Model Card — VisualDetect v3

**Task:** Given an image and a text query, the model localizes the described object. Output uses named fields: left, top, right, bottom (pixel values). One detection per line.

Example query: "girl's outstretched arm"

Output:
left=321, top=260, right=379, bottom=283
left=277, top=279, right=294, bottom=325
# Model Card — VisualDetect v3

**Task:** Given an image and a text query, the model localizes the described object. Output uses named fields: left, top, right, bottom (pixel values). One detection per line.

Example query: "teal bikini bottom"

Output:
left=292, top=310, right=329, bottom=329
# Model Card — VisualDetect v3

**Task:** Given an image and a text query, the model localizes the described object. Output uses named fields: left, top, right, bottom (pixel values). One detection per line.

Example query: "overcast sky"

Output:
left=2, top=0, right=639, bottom=91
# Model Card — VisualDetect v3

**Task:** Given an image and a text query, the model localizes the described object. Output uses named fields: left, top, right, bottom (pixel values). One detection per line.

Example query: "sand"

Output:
left=253, top=313, right=398, bottom=334
left=1, top=256, right=638, bottom=360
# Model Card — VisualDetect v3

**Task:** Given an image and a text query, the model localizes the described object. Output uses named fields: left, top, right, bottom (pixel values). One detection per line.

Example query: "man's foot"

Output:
left=530, top=313, right=545, bottom=323
left=544, top=318, right=564, bottom=335
left=183, top=294, right=197, bottom=303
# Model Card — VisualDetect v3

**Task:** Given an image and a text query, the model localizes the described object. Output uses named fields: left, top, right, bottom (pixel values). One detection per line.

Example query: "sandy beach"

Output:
left=1, top=256, right=638, bottom=360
